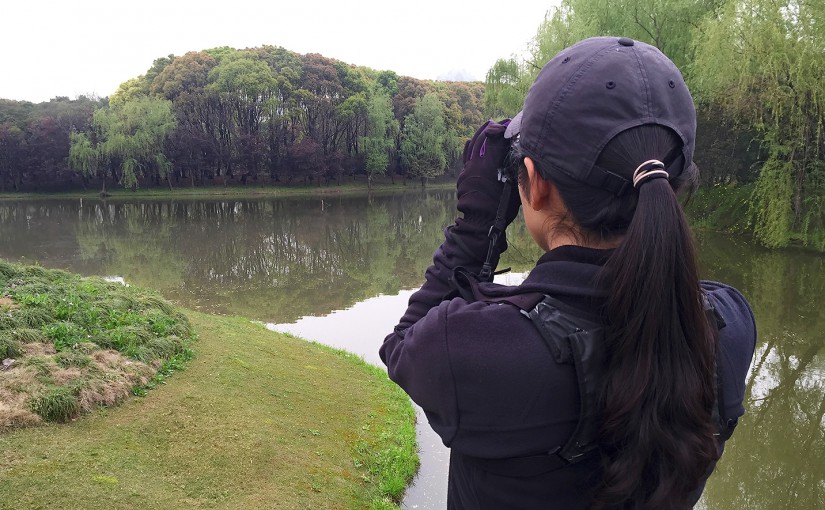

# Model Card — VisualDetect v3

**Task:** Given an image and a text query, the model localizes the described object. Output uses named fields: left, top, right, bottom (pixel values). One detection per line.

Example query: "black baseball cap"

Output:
left=504, top=36, right=696, bottom=195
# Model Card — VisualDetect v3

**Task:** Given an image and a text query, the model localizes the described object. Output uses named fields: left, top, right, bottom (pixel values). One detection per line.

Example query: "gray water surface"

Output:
left=0, top=193, right=821, bottom=509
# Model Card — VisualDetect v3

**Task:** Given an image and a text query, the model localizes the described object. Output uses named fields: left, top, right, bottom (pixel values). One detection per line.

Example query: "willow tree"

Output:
left=71, top=96, right=176, bottom=191
left=68, top=130, right=105, bottom=193
left=484, top=0, right=723, bottom=117
left=361, top=89, right=398, bottom=188
left=484, top=5, right=576, bottom=117
left=400, top=93, right=448, bottom=187
left=694, top=0, right=825, bottom=248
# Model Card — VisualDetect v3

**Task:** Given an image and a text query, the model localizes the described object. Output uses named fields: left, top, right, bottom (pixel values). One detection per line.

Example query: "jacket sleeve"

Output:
left=702, top=280, right=758, bottom=424
left=379, top=217, right=506, bottom=441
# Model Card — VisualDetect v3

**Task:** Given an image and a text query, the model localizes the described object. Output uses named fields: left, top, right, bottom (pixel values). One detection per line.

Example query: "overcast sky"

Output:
left=1, top=1, right=558, bottom=103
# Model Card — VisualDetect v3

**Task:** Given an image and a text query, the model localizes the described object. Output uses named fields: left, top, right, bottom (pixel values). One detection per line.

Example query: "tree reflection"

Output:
left=0, top=193, right=455, bottom=323
left=697, top=232, right=824, bottom=509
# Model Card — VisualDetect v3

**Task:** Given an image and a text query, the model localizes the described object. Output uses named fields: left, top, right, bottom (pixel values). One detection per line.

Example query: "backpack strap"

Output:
left=467, top=293, right=733, bottom=478
left=465, top=295, right=605, bottom=477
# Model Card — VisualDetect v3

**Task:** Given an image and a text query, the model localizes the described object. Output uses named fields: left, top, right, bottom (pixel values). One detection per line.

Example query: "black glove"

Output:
left=457, top=119, right=521, bottom=227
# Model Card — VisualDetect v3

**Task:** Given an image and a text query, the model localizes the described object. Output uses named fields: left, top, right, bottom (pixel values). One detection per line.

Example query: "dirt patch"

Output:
left=22, top=342, right=55, bottom=356
left=0, top=297, right=17, bottom=308
left=0, top=367, right=43, bottom=431
left=78, top=380, right=132, bottom=412
left=51, top=366, right=83, bottom=386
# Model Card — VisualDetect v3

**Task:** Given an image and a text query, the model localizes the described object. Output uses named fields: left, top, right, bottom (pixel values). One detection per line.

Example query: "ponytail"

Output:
left=593, top=179, right=718, bottom=510
left=530, top=125, right=719, bottom=509
left=592, top=127, right=718, bottom=510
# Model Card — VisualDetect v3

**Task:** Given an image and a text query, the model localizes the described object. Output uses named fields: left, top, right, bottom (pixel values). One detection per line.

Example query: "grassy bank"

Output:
left=0, top=312, right=418, bottom=509
left=0, top=263, right=418, bottom=509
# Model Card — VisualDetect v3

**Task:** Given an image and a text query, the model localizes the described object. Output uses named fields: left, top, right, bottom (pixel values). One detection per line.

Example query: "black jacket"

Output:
left=380, top=222, right=757, bottom=509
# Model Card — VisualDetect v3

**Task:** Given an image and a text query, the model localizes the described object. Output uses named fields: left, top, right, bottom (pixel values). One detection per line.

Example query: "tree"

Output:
left=68, top=129, right=104, bottom=192
left=71, top=96, right=176, bottom=191
left=208, top=51, right=279, bottom=180
left=361, top=89, right=398, bottom=188
left=0, top=124, right=25, bottom=191
left=693, top=0, right=825, bottom=248
left=400, top=93, right=448, bottom=186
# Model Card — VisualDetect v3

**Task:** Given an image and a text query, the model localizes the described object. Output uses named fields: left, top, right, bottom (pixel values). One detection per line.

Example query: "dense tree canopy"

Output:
left=0, top=46, right=485, bottom=192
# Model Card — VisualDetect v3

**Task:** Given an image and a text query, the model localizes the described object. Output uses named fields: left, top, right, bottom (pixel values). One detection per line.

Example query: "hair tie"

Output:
left=632, top=160, right=669, bottom=188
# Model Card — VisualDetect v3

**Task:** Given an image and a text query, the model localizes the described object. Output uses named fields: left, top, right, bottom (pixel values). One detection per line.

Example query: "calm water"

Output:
left=0, top=193, right=821, bottom=510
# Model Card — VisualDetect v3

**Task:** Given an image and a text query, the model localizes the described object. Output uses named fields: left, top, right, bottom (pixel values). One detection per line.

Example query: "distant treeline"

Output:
left=485, top=0, right=825, bottom=249
left=0, top=46, right=485, bottom=192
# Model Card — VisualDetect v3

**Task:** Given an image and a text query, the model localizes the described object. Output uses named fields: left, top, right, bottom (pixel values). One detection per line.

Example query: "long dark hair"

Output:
left=519, top=125, right=719, bottom=509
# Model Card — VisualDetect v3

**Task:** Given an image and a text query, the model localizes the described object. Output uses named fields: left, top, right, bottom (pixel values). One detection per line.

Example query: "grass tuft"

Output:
left=0, top=261, right=18, bottom=279
left=11, top=327, right=47, bottom=343
left=28, top=386, right=80, bottom=422
left=15, top=307, right=53, bottom=328
left=0, top=333, right=23, bottom=358
left=55, top=351, right=93, bottom=368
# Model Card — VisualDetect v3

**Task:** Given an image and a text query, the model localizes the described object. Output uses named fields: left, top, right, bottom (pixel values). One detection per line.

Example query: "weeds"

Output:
left=0, top=260, right=196, bottom=429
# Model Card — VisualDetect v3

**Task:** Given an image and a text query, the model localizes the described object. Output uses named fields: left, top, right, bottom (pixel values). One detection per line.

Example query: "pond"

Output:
left=0, top=192, right=821, bottom=509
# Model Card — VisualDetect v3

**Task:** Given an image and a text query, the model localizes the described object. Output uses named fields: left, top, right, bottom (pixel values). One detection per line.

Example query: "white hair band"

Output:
left=632, top=160, right=669, bottom=188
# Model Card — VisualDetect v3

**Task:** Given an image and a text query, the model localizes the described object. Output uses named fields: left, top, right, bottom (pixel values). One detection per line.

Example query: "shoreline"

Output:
left=0, top=181, right=455, bottom=200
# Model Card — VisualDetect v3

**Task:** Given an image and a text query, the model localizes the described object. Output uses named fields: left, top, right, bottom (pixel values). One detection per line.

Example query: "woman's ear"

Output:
left=524, top=157, right=551, bottom=211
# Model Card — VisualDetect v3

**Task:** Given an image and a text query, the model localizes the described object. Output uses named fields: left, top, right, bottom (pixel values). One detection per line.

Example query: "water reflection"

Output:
left=0, top=193, right=457, bottom=322
left=696, top=232, right=825, bottom=510
left=0, top=197, right=820, bottom=509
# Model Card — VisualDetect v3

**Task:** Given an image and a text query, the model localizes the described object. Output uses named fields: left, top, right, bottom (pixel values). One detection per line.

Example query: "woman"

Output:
left=380, top=37, right=756, bottom=510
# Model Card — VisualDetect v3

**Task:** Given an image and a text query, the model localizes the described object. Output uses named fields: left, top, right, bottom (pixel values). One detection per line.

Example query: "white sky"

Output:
left=1, top=1, right=558, bottom=103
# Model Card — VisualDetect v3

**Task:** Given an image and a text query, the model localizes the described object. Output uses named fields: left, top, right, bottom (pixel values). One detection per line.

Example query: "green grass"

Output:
left=0, top=312, right=418, bottom=509
left=0, top=260, right=195, bottom=430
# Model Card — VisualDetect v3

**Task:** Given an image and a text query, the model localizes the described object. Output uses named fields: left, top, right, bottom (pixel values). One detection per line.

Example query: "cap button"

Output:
left=618, top=37, right=634, bottom=47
